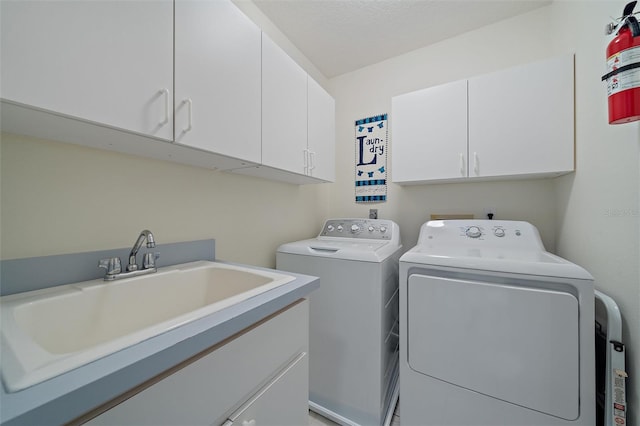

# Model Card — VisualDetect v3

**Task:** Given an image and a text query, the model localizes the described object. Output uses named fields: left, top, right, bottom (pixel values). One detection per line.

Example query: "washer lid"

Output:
left=277, top=238, right=399, bottom=262
left=277, top=218, right=402, bottom=262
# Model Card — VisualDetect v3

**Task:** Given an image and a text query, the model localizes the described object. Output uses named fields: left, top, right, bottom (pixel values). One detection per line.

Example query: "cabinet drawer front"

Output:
left=86, top=300, right=309, bottom=425
left=227, top=353, right=309, bottom=426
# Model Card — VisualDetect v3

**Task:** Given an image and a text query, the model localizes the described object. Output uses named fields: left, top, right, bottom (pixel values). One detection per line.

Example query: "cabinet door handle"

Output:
left=309, top=150, right=316, bottom=173
left=160, top=88, right=170, bottom=125
left=459, top=153, right=466, bottom=176
left=303, top=149, right=309, bottom=174
left=473, top=152, right=479, bottom=175
left=183, top=98, right=193, bottom=133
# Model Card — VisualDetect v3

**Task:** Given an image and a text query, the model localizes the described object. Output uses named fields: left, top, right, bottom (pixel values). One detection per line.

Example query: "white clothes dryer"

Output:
left=399, top=220, right=595, bottom=425
left=277, top=219, right=402, bottom=426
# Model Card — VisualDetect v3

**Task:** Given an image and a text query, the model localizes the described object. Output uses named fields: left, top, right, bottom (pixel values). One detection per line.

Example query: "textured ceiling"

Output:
left=253, top=0, right=552, bottom=78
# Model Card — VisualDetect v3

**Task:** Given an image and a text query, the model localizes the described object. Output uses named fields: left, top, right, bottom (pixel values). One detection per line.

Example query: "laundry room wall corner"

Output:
left=551, top=2, right=640, bottom=422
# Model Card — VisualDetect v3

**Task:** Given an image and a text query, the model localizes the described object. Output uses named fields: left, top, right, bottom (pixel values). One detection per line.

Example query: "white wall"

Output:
left=0, top=133, right=330, bottom=266
left=327, top=0, right=639, bottom=421
left=553, top=2, right=640, bottom=420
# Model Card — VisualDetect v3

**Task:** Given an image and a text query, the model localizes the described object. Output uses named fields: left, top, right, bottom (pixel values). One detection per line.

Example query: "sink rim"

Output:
left=0, top=260, right=295, bottom=393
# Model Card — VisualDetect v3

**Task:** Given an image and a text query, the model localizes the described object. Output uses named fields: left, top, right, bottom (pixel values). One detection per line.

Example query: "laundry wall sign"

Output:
left=355, top=114, right=387, bottom=203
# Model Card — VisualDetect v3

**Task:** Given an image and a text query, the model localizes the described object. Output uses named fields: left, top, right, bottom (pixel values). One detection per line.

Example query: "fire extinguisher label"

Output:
left=606, top=45, right=640, bottom=96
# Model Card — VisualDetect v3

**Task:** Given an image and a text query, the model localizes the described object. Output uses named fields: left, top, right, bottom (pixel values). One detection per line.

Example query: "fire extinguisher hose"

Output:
left=621, top=1, right=640, bottom=36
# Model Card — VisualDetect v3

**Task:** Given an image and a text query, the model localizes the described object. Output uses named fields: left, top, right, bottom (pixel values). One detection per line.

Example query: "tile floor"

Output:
left=308, top=410, right=338, bottom=426
left=308, top=400, right=400, bottom=426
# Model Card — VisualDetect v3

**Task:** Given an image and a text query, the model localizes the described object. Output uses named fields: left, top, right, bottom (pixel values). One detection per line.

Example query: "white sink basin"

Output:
left=0, top=261, right=295, bottom=392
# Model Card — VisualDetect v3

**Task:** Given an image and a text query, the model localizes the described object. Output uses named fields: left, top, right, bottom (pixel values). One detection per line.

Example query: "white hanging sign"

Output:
left=355, top=114, right=387, bottom=203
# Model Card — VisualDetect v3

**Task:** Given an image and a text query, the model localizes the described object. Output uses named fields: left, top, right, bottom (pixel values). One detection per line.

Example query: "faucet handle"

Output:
left=143, top=252, right=160, bottom=270
left=98, top=257, right=122, bottom=275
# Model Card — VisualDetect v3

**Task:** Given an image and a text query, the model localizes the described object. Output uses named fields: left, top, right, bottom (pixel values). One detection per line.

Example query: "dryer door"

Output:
left=407, top=274, right=580, bottom=420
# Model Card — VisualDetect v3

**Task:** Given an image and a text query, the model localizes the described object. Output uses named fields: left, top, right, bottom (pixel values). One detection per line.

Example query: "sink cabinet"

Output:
left=81, top=300, right=309, bottom=426
left=0, top=0, right=174, bottom=141
left=222, top=353, right=308, bottom=426
left=391, top=54, right=574, bottom=184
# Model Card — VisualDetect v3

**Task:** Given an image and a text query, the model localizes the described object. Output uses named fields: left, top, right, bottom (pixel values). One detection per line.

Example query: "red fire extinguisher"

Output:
left=602, top=1, right=640, bottom=124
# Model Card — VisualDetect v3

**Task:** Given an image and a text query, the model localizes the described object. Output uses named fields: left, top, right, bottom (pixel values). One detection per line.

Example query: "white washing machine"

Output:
left=399, top=220, right=595, bottom=425
left=277, top=218, right=402, bottom=426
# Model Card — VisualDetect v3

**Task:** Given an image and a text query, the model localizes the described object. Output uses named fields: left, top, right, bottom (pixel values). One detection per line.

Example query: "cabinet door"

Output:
left=468, top=55, right=574, bottom=178
left=307, top=78, right=336, bottom=182
left=85, top=301, right=309, bottom=426
left=391, top=80, right=468, bottom=183
left=262, top=33, right=308, bottom=175
left=227, top=353, right=309, bottom=426
left=0, top=0, right=173, bottom=140
left=174, top=0, right=261, bottom=164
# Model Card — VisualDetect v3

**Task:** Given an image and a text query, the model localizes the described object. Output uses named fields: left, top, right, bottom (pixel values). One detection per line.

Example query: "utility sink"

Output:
left=0, top=261, right=295, bottom=392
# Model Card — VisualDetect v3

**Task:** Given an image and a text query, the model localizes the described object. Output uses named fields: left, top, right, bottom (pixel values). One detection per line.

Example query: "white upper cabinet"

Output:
left=1, top=1, right=335, bottom=183
left=307, top=77, right=336, bottom=182
left=248, top=32, right=335, bottom=183
left=391, top=80, right=468, bottom=183
left=468, top=54, right=574, bottom=178
left=392, top=54, right=575, bottom=184
left=261, top=33, right=309, bottom=176
left=0, top=0, right=174, bottom=141
left=174, top=0, right=261, bottom=164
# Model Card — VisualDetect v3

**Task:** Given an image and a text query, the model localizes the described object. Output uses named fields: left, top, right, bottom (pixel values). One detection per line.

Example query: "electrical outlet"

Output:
left=483, top=207, right=496, bottom=219
left=369, top=209, right=378, bottom=219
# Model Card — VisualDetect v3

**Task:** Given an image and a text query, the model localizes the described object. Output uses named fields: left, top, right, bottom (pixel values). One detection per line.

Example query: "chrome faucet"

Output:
left=127, top=229, right=156, bottom=272
left=98, top=229, right=159, bottom=281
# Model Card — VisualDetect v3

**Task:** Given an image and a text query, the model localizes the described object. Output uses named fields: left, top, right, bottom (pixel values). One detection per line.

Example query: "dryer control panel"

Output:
left=320, top=219, right=397, bottom=241
left=417, top=220, right=546, bottom=251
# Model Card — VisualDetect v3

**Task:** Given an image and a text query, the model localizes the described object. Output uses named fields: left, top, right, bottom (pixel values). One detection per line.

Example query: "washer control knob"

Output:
left=337, top=225, right=344, bottom=232
left=380, top=226, right=387, bottom=233
left=368, top=226, right=375, bottom=232
left=494, top=227, right=505, bottom=237
left=466, top=226, right=482, bottom=238
left=351, top=224, right=360, bottom=233
left=327, top=225, right=335, bottom=232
